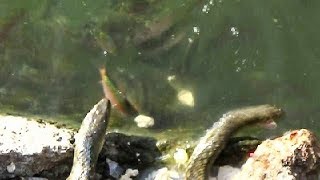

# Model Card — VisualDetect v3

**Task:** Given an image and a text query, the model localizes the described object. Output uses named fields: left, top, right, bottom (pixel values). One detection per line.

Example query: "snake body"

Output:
left=68, top=99, right=111, bottom=180
left=185, top=104, right=283, bottom=180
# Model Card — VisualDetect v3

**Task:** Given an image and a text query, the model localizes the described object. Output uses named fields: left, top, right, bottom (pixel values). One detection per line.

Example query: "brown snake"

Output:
left=185, top=104, right=283, bottom=180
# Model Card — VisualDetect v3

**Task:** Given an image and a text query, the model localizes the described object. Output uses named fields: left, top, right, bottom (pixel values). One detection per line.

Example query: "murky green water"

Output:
left=1, top=0, right=320, bottom=137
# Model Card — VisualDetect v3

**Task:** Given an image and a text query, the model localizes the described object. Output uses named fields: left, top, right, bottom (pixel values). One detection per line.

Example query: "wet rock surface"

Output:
left=234, top=129, right=320, bottom=180
left=0, top=115, right=74, bottom=179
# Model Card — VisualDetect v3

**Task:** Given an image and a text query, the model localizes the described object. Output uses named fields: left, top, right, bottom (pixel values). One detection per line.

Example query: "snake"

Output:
left=185, top=104, right=284, bottom=180
left=67, top=98, right=283, bottom=180
left=67, top=99, right=111, bottom=180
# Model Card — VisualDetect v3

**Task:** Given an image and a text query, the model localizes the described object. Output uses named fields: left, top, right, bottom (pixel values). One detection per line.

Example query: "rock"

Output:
left=152, top=167, right=180, bottom=180
left=106, top=158, right=124, bottom=179
left=134, top=114, right=155, bottom=128
left=209, top=165, right=241, bottom=180
left=0, top=115, right=74, bottom=179
left=18, top=177, right=48, bottom=180
left=99, top=132, right=161, bottom=170
left=8, top=114, right=320, bottom=180
left=0, top=114, right=162, bottom=179
left=173, top=148, right=188, bottom=166
left=119, top=168, right=139, bottom=180
left=234, top=129, right=320, bottom=180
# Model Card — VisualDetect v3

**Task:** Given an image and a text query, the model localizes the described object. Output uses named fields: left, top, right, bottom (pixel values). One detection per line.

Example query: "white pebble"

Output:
left=177, top=89, right=195, bottom=107
left=134, top=115, right=155, bottom=128
left=7, top=162, right=15, bottom=173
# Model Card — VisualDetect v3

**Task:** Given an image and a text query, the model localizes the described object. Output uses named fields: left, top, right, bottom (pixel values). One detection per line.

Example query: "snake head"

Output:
left=257, top=106, right=284, bottom=129
left=258, top=119, right=278, bottom=129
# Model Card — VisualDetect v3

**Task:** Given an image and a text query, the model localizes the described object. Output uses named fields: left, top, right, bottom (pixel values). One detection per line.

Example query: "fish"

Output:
left=99, top=66, right=138, bottom=117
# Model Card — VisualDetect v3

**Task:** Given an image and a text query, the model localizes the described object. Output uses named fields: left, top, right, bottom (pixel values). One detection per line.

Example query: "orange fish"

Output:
left=99, top=67, right=138, bottom=116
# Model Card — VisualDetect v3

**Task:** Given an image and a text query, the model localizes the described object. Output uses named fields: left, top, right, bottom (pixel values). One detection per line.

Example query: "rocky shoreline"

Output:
left=0, top=115, right=74, bottom=179
left=0, top=114, right=320, bottom=179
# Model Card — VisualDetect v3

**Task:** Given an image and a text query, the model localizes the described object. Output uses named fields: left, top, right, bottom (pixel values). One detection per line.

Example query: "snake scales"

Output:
left=185, top=104, right=283, bottom=180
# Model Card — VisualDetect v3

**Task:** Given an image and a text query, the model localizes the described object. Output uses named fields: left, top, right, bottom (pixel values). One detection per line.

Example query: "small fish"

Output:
left=99, top=67, right=138, bottom=116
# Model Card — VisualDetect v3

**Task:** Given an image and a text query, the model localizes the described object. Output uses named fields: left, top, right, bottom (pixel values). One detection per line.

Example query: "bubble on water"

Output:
left=236, top=67, right=241, bottom=72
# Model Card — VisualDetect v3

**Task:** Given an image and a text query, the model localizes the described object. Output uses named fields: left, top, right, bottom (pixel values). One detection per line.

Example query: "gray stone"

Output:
left=0, top=115, right=161, bottom=179
left=0, top=115, right=74, bottom=179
